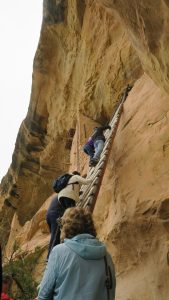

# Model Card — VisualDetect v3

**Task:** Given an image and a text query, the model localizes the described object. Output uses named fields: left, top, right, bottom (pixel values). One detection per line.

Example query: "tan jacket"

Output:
left=58, top=175, right=92, bottom=203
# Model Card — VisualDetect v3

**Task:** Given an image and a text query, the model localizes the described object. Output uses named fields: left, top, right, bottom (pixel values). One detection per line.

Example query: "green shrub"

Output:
left=3, top=245, right=43, bottom=300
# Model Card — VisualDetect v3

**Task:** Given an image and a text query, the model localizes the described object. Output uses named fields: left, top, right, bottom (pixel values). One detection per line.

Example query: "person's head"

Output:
left=60, top=207, right=96, bottom=242
left=2, top=275, right=13, bottom=293
left=72, top=171, right=80, bottom=176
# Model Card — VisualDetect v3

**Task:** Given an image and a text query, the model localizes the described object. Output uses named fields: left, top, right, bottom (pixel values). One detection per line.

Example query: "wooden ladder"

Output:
left=78, top=85, right=132, bottom=212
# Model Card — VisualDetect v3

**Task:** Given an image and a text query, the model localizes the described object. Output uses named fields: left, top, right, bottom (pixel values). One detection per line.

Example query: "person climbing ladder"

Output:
left=83, top=137, right=95, bottom=159
left=88, top=124, right=111, bottom=167
left=46, top=171, right=93, bottom=259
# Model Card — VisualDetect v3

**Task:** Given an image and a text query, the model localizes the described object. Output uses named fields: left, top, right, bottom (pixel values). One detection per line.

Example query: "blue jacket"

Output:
left=38, top=234, right=116, bottom=300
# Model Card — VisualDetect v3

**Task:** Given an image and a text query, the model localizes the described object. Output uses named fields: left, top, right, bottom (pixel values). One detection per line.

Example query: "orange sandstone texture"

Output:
left=5, top=74, right=169, bottom=300
left=94, top=74, right=169, bottom=300
left=99, top=0, right=169, bottom=94
left=1, top=1, right=169, bottom=299
left=0, top=0, right=141, bottom=227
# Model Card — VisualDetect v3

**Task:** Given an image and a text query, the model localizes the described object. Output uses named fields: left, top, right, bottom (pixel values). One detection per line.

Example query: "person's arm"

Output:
left=37, top=249, right=59, bottom=300
left=71, top=175, right=93, bottom=185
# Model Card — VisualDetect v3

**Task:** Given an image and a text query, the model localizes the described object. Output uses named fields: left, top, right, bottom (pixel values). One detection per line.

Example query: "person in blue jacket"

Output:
left=37, top=207, right=116, bottom=300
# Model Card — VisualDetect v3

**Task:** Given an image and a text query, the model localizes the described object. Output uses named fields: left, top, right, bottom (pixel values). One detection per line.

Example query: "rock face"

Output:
left=1, top=1, right=169, bottom=299
left=0, top=0, right=142, bottom=227
left=94, top=74, right=169, bottom=299
left=100, top=0, right=169, bottom=94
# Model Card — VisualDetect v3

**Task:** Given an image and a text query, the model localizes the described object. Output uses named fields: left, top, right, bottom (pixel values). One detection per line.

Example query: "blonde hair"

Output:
left=60, top=207, right=96, bottom=242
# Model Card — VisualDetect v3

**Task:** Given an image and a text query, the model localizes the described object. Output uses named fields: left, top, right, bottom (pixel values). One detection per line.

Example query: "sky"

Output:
left=0, top=0, right=43, bottom=181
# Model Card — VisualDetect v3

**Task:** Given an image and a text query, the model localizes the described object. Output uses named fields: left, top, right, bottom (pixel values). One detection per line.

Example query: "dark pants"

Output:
left=46, top=197, right=75, bottom=259
left=83, top=144, right=95, bottom=158
left=46, top=213, right=60, bottom=259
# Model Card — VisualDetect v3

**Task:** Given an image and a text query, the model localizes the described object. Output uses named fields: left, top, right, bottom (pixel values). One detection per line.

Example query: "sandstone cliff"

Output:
left=1, top=1, right=169, bottom=299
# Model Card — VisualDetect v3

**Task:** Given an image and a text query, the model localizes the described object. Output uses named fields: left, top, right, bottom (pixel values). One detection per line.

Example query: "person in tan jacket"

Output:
left=46, top=171, right=93, bottom=259
left=58, top=171, right=92, bottom=204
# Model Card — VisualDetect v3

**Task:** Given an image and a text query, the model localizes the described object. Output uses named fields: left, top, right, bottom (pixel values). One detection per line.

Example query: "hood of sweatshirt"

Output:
left=64, top=234, right=106, bottom=260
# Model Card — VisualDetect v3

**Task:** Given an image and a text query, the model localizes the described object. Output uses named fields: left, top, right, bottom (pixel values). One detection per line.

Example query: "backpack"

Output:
left=52, top=174, right=73, bottom=193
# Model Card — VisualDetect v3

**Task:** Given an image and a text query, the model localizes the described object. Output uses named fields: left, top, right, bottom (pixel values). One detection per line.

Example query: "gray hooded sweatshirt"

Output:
left=38, top=234, right=116, bottom=300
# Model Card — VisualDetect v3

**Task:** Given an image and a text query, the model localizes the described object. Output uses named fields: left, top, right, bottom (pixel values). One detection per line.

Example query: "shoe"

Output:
left=89, top=162, right=94, bottom=167
left=89, top=158, right=98, bottom=167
